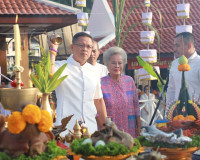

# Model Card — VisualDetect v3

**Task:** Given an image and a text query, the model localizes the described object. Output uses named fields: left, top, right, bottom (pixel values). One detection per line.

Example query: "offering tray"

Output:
left=67, top=148, right=136, bottom=160
left=81, top=152, right=134, bottom=160
left=158, top=119, right=200, bottom=136
left=157, top=147, right=198, bottom=160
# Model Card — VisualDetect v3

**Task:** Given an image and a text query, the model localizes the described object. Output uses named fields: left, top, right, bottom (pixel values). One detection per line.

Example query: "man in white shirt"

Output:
left=49, top=32, right=107, bottom=136
left=166, top=32, right=200, bottom=105
left=87, top=41, right=108, bottom=78
left=140, top=85, right=156, bottom=126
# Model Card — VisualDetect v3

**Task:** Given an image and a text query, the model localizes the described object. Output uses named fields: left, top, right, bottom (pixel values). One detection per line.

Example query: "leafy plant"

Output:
left=0, top=140, right=66, bottom=160
left=70, top=138, right=140, bottom=156
left=30, top=47, right=68, bottom=93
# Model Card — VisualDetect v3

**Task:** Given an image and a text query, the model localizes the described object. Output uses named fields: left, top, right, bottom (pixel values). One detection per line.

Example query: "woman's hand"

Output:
left=136, top=116, right=141, bottom=136
left=136, top=128, right=141, bottom=137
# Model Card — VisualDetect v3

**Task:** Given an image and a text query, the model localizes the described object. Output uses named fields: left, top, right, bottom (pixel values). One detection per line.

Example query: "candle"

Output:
left=14, top=15, right=21, bottom=66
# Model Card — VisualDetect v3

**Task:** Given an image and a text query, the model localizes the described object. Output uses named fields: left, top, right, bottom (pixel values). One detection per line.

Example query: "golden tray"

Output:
left=157, top=147, right=199, bottom=160
left=67, top=148, right=139, bottom=160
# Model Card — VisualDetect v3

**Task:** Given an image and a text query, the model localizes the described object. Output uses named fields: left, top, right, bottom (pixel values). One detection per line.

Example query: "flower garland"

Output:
left=7, top=104, right=53, bottom=134
left=22, top=104, right=41, bottom=124
left=38, top=110, right=53, bottom=132
left=7, top=112, right=26, bottom=134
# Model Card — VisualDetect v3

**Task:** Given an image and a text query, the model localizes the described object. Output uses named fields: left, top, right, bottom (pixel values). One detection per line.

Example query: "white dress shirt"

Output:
left=140, top=93, right=156, bottom=126
left=93, top=63, right=109, bottom=78
left=166, top=51, right=200, bottom=105
left=54, top=55, right=103, bottom=136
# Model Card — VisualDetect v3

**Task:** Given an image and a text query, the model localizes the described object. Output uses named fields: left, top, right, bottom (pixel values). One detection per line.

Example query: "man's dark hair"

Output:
left=175, top=32, right=195, bottom=46
left=72, top=32, right=93, bottom=44
left=144, top=85, right=149, bottom=91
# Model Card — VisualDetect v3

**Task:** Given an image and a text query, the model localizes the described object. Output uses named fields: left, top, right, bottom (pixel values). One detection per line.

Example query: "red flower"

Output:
left=21, top=82, right=24, bottom=87
left=11, top=81, right=24, bottom=88
left=11, top=80, right=17, bottom=88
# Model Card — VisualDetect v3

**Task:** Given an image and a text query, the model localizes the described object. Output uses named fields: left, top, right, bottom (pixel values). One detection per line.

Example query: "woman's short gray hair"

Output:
left=103, top=46, right=127, bottom=66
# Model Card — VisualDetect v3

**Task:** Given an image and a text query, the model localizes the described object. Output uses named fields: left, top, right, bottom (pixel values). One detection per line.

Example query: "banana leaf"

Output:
left=112, top=0, right=118, bottom=26
left=119, top=22, right=140, bottom=47
left=112, top=1, right=163, bottom=47
left=175, top=71, right=197, bottom=118
left=47, top=75, right=68, bottom=92
left=47, top=63, right=68, bottom=91
left=116, top=0, right=126, bottom=46
left=137, top=56, right=158, bottom=78
left=118, top=4, right=142, bottom=45
left=137, top=56, right=164, bottom=92
left=35, top=64, right=42, bottom=82
left=31, top=47, right=68, bottom=93
left=30, top=74, right=43, bottom=91
left=150, top=4, right=163, bottom=30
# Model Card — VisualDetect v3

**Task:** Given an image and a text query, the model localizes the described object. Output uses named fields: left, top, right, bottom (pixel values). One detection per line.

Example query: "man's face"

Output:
left=174, top=36, right=189, bottom=59
left=144, top=87, right=149, bottom=94
left=174, top=36, right=184, bottom=58
left=88, top=42, right=100, bottom=65
left=71, top=36, right=93, bottom=65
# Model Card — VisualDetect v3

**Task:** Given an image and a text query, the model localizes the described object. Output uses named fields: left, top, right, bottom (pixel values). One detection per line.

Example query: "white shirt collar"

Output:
left=68, top=55, right=81, bottom=67
left=188, top=51, right=197, bottom=62
left=68, top=54, right=90, bottom=68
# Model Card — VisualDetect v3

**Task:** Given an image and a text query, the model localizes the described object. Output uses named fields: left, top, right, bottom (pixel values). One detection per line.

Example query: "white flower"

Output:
left=13, top=66, right=24, bottom=72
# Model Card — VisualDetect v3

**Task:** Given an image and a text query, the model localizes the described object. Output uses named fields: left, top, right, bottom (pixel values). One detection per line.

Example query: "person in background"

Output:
left=0, top=78, right=11, bottom=116
left=140, top=85, right=156, bottom=126
left=49, top=32, right=107, bottom=136
left=166, top=32, right=200, bottom=105
left=137, top=84, right=143, bottom=99
left=87, top=40, right=108, bottom=78
left=0, top=79, right=6, bottom=88
left=101, top=46, right=141, bottom=137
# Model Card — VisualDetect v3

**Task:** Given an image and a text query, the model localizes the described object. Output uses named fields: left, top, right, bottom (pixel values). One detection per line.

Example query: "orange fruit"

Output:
left=173, top=115, right=185, bottom=121
left=185, top=115, right=196, bottom=121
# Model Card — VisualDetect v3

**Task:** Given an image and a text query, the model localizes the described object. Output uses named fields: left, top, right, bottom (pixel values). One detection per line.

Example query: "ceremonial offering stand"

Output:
left=0, top=68, right=39, bottom=111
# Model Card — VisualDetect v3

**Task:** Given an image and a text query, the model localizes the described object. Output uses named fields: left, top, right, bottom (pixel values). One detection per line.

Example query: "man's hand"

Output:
left=94, top=98, right=107, bottom=129
left=48, top=34, right=59, bottom=51
left=47, top=34, right=60, bottom=74
left=136, top=116, right=141, bottom=136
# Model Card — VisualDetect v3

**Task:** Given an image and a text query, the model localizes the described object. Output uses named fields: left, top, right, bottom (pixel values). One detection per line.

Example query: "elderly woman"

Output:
left=101, top=47, right=141, bottom=137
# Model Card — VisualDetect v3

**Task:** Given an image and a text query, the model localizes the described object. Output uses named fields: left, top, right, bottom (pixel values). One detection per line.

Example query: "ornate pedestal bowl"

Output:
left=0, top=88, right=39, bottom=111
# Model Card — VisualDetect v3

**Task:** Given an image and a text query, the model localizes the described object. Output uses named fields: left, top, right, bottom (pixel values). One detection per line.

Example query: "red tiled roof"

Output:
left=0, top=0, right=74, bottom=15
left=100, top=0, right=200, bottom=54
left=0, top=0, right=79, bottom=37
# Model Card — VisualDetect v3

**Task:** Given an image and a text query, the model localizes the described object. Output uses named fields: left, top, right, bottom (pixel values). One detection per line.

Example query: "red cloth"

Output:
left=56, top=140, right=68, bottom=149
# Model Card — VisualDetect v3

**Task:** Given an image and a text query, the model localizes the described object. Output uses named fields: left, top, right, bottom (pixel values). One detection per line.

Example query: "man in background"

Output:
left=87, top=41, right=108, bottom=78
left=140, top=85, right=156, bottom=126
left=166, top=32, right=200, bottom=105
